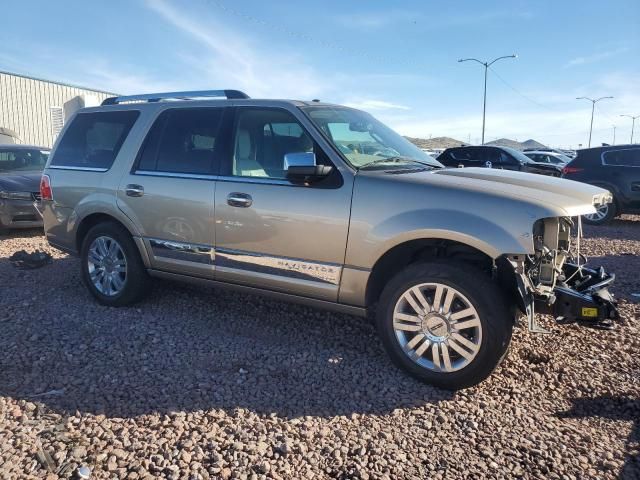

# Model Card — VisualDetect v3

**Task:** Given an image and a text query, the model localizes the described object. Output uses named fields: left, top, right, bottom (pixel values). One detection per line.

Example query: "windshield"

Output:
left=302, top=106, right=443, bottom=170
left=0, top=148, right=49, bottom=172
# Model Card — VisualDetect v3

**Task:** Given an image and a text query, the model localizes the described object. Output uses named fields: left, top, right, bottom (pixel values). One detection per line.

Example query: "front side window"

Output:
left=0, top=149, right=49, bottom=172
left=137, top=108, right=223, bottom=175
left=232, top=108, right=315, bottom=179
left=51, top=110, right=139, bottom=169
left=602, top=149, right=640, bottom=167
left=302, top=106, right=442, bottom=170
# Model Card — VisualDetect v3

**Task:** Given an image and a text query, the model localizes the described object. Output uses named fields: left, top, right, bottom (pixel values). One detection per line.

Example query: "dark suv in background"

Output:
left=438, top=145, right=562, bottom=176
left=562, top=144, right=640, bottom=224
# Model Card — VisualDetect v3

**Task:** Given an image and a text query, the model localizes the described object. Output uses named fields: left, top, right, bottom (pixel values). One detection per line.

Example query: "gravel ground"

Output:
left=0, top=217, right=638, bottom=480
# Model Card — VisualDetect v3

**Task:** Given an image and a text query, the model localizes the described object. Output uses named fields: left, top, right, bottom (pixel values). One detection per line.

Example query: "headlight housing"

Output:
left=0, top=191, right=33, bottom=200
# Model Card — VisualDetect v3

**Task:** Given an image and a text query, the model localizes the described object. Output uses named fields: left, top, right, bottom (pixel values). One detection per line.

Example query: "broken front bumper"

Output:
left=534, top=263, right=620, bottom=330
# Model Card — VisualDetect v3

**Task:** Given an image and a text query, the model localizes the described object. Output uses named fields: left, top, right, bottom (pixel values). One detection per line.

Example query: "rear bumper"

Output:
left=0, top=199, right=43, bottom=229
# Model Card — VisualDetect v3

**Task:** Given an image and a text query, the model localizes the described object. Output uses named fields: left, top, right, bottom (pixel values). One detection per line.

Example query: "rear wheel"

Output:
left=582, top=201, right=616, bottom=225
left=376, top=261, right=513, bottom=390
left=80, top=222, right=151, bottom=306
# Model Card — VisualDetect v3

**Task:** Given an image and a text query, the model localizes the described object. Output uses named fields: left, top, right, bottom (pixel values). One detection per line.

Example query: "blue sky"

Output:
left=1, top=0, right=638, bottom=148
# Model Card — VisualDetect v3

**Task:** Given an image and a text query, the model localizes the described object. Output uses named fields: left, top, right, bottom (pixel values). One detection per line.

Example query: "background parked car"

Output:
left=0, top=145, right=49, bottom=233
left=524, top=150, right=572, bottom=165
left=561, top=144, right=640, bottom=224
left=438, top=145, right=563, bottom=176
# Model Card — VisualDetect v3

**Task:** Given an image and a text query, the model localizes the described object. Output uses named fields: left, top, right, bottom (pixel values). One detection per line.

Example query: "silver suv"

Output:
left=40, top=90, right=619, bottom=389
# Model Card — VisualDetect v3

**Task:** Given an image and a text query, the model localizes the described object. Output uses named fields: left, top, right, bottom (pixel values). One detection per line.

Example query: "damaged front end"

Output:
left=508, top=216, right=619, bottom=332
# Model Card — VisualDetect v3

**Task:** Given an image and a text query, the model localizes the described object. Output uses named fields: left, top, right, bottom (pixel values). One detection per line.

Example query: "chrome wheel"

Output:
left=393, top=283, right=482, bottom=372
left=584, top=203, right=609, bottom=222
left=87, top=236, right=127, bottom=296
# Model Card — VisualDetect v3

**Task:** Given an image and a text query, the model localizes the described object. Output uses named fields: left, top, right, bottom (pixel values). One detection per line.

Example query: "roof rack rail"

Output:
left=101, top=89, right=250, bottom=105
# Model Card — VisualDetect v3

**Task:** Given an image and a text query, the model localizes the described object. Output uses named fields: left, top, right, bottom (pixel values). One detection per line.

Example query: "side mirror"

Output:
left=284, top=152, right=333, bottom=183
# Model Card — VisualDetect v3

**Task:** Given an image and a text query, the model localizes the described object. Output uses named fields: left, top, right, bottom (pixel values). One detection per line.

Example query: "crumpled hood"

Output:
left=430, top=167, right=610, bottom=216
left=0, top=171, right=41, bottom=193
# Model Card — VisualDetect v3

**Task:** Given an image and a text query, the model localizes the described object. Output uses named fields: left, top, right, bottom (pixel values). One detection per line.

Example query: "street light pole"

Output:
left=620, top=114, right=639, bottom=144
left=576, top=96, right=613, bottom=147
left=458, top=54, right=517, bottom=145
left=613, top=125, right=616, bottom=145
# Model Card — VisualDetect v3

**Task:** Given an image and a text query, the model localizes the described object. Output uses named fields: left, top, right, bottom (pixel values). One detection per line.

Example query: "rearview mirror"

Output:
left=284, top=152, right=333, bottom=183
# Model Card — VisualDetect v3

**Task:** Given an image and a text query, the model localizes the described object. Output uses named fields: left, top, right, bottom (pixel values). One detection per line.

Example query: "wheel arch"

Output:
left=75, top=211, right=151, bottom=267
left=364, top=237, right=497, bottom=308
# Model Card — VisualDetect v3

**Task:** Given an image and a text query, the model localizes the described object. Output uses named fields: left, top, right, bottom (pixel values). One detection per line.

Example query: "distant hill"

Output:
left=485, top=138, right=548, bottom=151
left=406, top=136, right=549, bottom=151
left=405, top=136, right=469, bottom=149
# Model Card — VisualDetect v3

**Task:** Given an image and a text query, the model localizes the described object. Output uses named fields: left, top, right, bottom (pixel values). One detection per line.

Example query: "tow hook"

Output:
left=543, top=263, right=620, bottom=330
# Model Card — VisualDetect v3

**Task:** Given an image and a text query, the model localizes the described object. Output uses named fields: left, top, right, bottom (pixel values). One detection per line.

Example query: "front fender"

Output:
left=346, top=208, right=535, bottom=269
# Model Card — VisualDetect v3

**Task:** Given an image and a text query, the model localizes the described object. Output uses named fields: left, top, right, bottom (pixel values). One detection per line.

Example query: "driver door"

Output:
left=213, top=107, right=353, bottom=301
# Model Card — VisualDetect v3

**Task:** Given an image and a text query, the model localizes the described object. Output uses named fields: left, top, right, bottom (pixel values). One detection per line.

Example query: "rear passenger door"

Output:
left=116, top=107, right=227, bottom=278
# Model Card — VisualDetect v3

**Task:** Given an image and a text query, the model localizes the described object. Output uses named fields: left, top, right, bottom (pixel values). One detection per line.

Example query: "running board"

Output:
left=147, top=269, right=368, bottom=317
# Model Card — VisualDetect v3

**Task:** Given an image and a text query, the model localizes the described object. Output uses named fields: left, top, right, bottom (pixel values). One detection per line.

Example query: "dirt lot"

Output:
left=0, top=218, right=638, bottom=480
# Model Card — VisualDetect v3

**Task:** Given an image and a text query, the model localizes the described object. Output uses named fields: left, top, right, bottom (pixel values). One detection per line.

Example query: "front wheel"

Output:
left=376, top=262, right=513, bottom=390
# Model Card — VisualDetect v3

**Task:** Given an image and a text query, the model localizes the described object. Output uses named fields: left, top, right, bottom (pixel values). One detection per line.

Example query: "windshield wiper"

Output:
left=359, top=156, right=434, bottom=170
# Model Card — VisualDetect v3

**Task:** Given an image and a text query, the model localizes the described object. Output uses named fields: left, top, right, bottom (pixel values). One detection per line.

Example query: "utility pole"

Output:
left=458, top=54, right=517, bottom=145
left=576, top=96, right=613, bottom=147
left=620, top=114, right=639, bottom=144
left=612, top=125, right=616, bottom=145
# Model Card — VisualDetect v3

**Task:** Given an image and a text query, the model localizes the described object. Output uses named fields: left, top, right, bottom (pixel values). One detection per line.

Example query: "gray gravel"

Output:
left=1, top=217, right=638, bottom=479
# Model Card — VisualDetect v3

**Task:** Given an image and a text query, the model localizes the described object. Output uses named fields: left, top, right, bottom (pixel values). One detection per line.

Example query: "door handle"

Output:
left=125, top=184, right=144, bottom=197
left=227, top=192, right=252, bottom=208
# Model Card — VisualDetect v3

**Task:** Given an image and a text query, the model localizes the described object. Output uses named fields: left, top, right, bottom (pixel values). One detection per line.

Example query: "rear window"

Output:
left=136, top=108, right=223, bottom=175
left=0, top=149, right=49, bottom=172
left=50, top=110, right=139, bottom=170
left=602, top=148, right=640, bottom=167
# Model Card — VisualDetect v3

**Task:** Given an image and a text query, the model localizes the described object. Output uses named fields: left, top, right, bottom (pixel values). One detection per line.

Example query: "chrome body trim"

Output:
left=48, top=165, right=109, bottom=172
left=148, top=238, right=213, bottom=265
left=215, top=247, right=342, bottom=285
left=134, top=170, right=218, bottom=180
left=217, top=175, right=292, bottom=186
left=147, top=269, right=366, bottom=317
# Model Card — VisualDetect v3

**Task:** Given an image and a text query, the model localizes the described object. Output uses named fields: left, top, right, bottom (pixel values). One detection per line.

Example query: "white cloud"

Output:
left=145, top=0, right=327, bottom=99
left=334, top=10, right=420, bottom=29
left=565, top=47, right=629, bottom=68
left=344, top=99, right=410, bottom=111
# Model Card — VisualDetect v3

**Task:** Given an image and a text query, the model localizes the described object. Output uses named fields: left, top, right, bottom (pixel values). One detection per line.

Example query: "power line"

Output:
left=487, top=66, right=555, bottom=111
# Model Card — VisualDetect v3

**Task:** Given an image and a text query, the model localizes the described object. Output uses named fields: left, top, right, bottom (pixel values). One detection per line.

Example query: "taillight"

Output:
left=40, top=174, right=53, bottom=201
left=562, top=166, right=583, bottom=175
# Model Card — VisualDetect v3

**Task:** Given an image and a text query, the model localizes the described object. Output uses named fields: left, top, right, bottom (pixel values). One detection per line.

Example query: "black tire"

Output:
left=376, top=261, right=513, bottom=390
left=80, top=221, right=151, bottom=306
left=582, top=200, right=617, bottom=225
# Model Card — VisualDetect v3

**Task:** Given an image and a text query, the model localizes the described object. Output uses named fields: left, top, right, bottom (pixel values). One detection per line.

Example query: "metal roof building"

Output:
left=0, top=70, right=116, bottom=148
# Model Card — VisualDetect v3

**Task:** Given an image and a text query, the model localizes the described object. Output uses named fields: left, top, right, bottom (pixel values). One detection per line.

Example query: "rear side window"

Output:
left=450, top=148, right=483, bottom=162
left=137, top=108, right=223, bottom=175
left=50, top=110, right=139, bottom=169
left=602, top=149, right=640, bottom=167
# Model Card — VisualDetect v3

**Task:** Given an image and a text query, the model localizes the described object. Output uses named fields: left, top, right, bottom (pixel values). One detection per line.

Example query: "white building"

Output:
left=0, top=70, right=115, bottom=148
